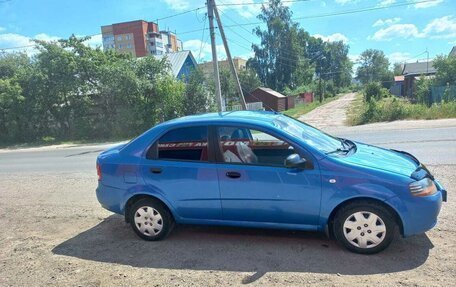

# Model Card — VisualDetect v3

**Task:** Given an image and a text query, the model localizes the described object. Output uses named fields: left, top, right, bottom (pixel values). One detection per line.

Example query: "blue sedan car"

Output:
left=96, top=111, right=446, bottom=254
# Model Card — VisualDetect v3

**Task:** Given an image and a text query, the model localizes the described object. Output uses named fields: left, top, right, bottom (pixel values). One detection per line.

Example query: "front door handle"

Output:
left=150, top=167, right=162, bottom=174
left=226, top=171, right=241, bottom=179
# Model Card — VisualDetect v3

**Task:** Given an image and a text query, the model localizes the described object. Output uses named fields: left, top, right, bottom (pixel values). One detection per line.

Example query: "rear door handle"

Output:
left=150, top=167, right=162, bottom=174
left=226, top=171, right=241, bottom=179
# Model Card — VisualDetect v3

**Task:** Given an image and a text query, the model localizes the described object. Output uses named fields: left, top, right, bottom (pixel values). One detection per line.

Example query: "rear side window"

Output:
left=149, top=126, right=209, bottom=161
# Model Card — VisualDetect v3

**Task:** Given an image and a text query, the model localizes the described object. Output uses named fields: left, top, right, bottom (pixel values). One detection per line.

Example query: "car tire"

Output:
left=129, top=198, right=174, bottom=241
left=333, top=201, right=397, bottom=254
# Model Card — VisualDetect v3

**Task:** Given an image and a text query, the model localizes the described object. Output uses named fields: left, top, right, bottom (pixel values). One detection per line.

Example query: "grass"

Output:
left=347, top=96, right=456, bottom=125
left=283, top=94, right=341, bottom=118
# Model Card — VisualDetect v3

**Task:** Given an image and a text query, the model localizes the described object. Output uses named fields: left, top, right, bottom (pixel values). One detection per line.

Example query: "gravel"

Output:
left=0, top=163, right=454, bottom=286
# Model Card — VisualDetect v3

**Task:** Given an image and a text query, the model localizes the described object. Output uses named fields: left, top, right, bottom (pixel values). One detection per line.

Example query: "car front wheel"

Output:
left=129, top=198, right=173, bottom=241
left=333, top=201, right=397, bottom=254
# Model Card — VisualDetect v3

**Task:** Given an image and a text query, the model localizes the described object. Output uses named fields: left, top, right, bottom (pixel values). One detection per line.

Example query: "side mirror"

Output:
left=284, top=153, right=307, bottom=169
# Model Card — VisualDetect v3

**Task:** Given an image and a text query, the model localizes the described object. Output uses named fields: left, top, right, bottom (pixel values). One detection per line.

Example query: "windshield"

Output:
left=273, top=115, right=343, bottom=154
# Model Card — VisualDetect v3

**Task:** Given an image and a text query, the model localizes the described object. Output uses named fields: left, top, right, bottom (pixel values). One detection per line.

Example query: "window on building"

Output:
left=118, top=44, right=122, bottom=49
left=127, top=44, right=132, bottom=49
left=117, top=35, right=122, bottom=41
left=147, top=126, right=209, bottom=161
left=216, top=126, right=296, bottom=166
left=126, top=35, right=131, bottom=40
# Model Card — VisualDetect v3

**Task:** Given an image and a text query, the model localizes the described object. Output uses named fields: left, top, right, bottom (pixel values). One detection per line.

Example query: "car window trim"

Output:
left=213, top=124, right=313, bottom=169
left=145, top=125, right=215, bottom=163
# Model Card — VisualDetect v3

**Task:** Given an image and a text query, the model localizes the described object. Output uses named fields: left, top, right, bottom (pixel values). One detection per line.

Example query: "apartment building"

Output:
left=101, top=20, right=183, bottom=57
left=198, top=57, right=247, bottom=78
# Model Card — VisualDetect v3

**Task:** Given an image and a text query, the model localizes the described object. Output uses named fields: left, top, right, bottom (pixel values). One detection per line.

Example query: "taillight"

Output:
left=96, top=163, right=102, bottom=181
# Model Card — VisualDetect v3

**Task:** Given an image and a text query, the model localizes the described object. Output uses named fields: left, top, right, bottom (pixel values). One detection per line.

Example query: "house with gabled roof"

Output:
left=402, top=60, right=437, bottom=98
left=155, top=50, right=198, bottom=81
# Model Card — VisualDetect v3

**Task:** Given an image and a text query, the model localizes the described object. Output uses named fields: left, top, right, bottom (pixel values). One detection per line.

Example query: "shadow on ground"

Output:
left=53, top=215, right=432, bottom=277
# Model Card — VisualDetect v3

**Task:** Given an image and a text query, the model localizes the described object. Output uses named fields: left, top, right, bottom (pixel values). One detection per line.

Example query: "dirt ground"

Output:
left=299, top=93, right=357, bottom=129
left=0, top=163, right=454, bottom=287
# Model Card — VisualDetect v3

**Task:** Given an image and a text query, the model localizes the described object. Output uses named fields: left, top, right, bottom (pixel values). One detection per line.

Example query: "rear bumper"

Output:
left=96, top=183, right=125, bottom=215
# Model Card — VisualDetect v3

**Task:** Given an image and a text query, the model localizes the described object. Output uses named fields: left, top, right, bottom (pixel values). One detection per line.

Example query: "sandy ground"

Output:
left=0, top=165, right=454, bottom=287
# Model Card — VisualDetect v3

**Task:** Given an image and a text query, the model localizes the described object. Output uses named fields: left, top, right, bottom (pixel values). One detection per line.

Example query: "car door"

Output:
left=141, top=125, right=222, bottom=220
left=215, top=125, right=322, bottom=227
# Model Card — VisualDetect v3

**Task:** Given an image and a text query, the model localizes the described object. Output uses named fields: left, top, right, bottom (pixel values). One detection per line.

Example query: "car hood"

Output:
left=338, top=142, right=419, bottom=177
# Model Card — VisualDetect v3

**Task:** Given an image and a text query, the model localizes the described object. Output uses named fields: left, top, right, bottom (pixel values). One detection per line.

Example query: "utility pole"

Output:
left=207, top=0, right=223, bottom=112
left=212, top=1, right=247, bottom=110
left=425, top=48, right=429, bottom=74
left=318, top=74, right=323, bottom=103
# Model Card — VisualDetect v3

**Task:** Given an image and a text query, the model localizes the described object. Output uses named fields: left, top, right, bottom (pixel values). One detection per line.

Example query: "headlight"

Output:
left=409, top=178, right=437, bottom=197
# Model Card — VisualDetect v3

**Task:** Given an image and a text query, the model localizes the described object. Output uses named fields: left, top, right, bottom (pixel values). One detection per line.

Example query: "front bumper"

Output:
left=386, top=185, right=445, bottom=237
left=435, top=179, right=447, bottom=202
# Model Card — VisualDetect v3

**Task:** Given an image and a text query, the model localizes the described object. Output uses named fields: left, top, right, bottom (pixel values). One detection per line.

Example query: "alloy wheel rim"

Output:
left=343, top=211, right=386, bottom=249
left=134, top=206, right=163, bottom=236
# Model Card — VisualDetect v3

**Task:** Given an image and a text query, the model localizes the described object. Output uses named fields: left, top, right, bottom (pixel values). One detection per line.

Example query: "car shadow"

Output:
left=52, top=215, right=433, bottom=278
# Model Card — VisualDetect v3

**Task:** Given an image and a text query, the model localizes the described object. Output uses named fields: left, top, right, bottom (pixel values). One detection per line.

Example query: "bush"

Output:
left=415, top=77, right=432, bottom=106
left=363, top=82, right=390, bottom=102
left=350, top=97, right=456, bottom=125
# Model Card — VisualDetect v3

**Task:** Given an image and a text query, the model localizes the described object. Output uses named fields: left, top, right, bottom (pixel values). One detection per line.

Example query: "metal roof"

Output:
left=155, top=50, right=197, bottom=77
left=402, top=61, right=436, bottom=76
left=253, top=87, right=287, bottom=98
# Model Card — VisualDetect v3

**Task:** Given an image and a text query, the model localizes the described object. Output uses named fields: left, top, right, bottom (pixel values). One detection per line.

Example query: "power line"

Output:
left=0, top=0, right=436, bottom=51
left=218, top=0, right=313, bottom=6
left=198, top=14, right=208, bottom=62
left=221, top=0, right=438, bottom=28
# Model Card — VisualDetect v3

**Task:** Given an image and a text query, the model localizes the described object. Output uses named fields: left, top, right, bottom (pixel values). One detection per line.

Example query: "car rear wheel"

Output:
left=333, top=201, right=397, bottom=254
left=130, top=198, right=173, bottom=241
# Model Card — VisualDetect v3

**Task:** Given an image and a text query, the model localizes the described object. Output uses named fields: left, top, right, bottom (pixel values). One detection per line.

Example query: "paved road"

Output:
left=0, top=122, right=455, bottom=173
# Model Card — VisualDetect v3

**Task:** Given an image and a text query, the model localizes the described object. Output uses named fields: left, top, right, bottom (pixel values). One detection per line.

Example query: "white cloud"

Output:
left=0, top=33, right=58, bottom=54
left=183, top=39, right=226, bottom=62
left=372, top=17, right=401, bottom=27
left=370, top=15, right=456, bottom=41
left=161, top=0, right=261, bottom=18
left=0, top=32, right=100, bottom=55
left=388, top=52, right=411, bottom=63
left=161, top=0, right=193, bottom=11
left=378, top=0, right=396, bottom=7
left=313, top=33, right=349, bottom=43
left=335, top=0, right=359, bottom=4
left=0, top=26, right=6, bottom=32
left=34, top=33, right=60, bottom=42
left=422, top=15, right=456, bottom=39
left=410, top=0, right=443, bottom=9
left=76, top=34, right=103, bottom=48
left=0, top=33, right=31, bottom=48
left=370, top=24, right=422, bottom=41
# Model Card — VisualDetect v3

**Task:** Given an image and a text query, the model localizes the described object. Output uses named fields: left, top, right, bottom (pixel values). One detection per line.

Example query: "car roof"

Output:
left=160, top=110, right=282, bottom=127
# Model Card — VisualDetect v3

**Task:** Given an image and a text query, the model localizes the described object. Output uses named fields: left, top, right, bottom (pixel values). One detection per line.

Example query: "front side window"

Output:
left=151, top=126, right=208, bottom=162
left=217, top=126, right=296, bottom=167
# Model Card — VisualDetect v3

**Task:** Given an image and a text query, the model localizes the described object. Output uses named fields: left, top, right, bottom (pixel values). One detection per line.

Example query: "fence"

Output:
left=430, top=85, right=456, bottom=104
left=225, top=101, right=264, bottom=111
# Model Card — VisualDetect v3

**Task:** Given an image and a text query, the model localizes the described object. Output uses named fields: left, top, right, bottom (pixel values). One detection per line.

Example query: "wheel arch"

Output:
left=124, top=194, right=176, bottom=223
left=326, top=197, right=404, bottom=237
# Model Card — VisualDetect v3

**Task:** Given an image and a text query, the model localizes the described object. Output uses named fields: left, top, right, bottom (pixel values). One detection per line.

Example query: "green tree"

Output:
left=250, top=0, right=305, bottom=91
left=356, top=49, right=392, bottom=87
left=393, top=63, right=403, bottom=76
left=183, top=68, right=213, bottom=115
left=239, top=68, right=262, bottom=94
left=433, top=55, right=456, bottom=86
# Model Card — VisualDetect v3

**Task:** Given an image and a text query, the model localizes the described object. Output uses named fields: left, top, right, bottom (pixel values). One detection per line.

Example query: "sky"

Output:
left=0, top=0, right=455, bottom=67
